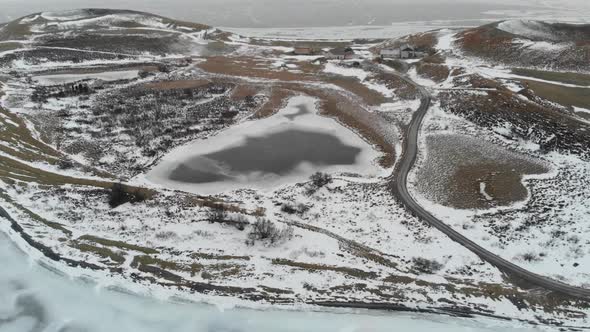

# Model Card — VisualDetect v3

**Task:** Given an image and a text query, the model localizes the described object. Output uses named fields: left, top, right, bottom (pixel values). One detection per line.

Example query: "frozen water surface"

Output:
left=0, top=231, right=541, bottom=332
left=147, top=96, right=384, bottom=194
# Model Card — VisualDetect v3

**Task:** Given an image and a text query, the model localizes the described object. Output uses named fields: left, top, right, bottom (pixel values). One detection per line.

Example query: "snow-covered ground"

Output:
left=393, top=27, right=590, bottom=287
left=2, top=11, right=590, bottom=327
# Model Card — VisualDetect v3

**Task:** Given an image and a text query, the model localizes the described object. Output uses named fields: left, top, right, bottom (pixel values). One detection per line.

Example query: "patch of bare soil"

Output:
left=415, top=134, right=549, bottom=209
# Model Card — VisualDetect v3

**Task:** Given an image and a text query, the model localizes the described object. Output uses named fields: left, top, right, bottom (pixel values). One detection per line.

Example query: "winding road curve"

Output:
left=390, top=72, right=590, bottom=300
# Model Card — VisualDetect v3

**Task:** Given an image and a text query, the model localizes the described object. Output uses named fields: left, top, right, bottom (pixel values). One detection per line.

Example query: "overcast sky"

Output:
left=0, top=0, right=588, bottom=27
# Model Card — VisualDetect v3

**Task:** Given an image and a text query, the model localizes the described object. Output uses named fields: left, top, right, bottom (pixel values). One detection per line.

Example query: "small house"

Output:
left=380, top=44, right=425, bottom=59
left=401, top=46, right=416, bottom=59
left=324, top=47, right=356, bottom=60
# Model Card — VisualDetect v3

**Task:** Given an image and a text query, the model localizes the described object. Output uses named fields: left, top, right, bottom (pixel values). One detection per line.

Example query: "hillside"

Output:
left=0, top=9, right=213, bottom=58
left=455, top=20, right=590, bottom=72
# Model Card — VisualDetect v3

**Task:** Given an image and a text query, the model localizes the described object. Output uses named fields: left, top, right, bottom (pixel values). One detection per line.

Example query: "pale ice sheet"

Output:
left=0, top=232, right=541, bottom=332
left=222, top=23, right=455, bottom=41
left=32, top=70, right=139, bottom=85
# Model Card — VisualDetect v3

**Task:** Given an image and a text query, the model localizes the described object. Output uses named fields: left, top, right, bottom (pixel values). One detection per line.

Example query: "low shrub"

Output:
left=310, top=172, right=333, bottom=188
left=246, top=218, right=294, bottom=246
left=412, top=257, right=443, bottom=274
left=521, top=252, right=542, bottom=263
left=108, top=183, right=148, bottom=208
left=207, top=207, right=249, bottom=231
left=280, top=202, right=309, bottom=215
left=207, top=206, right=228, bottom=224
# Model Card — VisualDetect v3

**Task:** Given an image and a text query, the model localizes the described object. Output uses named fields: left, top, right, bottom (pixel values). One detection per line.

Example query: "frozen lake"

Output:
left=147, top=96, right=384, bottom=194
left=169, top=129, right=362, bottom=183
left=0, top=229, right=541, bottom=332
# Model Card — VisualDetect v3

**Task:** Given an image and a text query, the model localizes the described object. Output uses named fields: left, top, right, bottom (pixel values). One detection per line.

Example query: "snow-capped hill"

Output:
left=0, top=9, right=219, bottom=59
left=456, top=21, right=590, bottom=72
left=497, top=19, right=590, bottom=43
left=1, top=9, right=210, bottom=41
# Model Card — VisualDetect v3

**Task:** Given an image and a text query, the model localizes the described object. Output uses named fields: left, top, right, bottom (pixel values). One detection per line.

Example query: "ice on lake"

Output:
left=32, top=70, right=139, bottom=86
left=147, top=95, right=384, bottom=194
left=0, top=230, right=541, bottom=332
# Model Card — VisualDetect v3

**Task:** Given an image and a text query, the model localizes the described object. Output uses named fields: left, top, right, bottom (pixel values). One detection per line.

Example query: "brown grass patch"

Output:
left=142, top=79, right=211, bottom=90
left=70, top=242, right=126, bottom=264
left=199, top=56, right=389, bottom=106
left=272, top=258, right=378, bottom=279
left=254, top=88, right=294, bottom=119
left=80, top=235, right=159, bottom=255
left=0, top=42, right=24, bottom=52
left=374, top=72, right=419, bottom=100
left=415, top=63, right=450, bottom=83
left=512, top=68, right=590, bottom=86
left=520, top=79, right=590, bottom=110
left=327, top=77, right=387, bottom=106
left=415, top=134, right=549, bottom=209
left=452, top=74, right=502, bottom=89
left=198, top=56, right=317, bottom=81
left=456, top=26, right=514, bottom=56
left=421, top=54, right=445, bottom=64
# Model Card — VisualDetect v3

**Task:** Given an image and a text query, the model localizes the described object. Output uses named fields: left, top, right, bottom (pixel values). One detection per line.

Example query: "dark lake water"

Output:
left=169, top=129, right=362, bottom=183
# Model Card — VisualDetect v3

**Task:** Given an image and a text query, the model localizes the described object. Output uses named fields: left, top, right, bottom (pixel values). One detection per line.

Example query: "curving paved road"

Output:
left=389, top=72, right=590, bottom=300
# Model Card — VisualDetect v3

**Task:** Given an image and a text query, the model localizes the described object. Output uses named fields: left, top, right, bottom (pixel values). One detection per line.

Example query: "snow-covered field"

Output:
left=410, top=102, right=590, bottom=286
left=405, top=28, right=590, bottom=287
left=2, top=9, right=590, bottom=328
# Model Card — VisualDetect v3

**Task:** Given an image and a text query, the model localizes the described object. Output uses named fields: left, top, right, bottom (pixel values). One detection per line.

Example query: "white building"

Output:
left=380, top=44, right=426, bottom=59
left=380, top=48, right=400, bottom=59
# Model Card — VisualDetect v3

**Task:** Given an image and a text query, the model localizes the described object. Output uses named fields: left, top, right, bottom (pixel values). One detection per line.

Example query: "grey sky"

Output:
left=0, top=0, right=588, bottom=27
